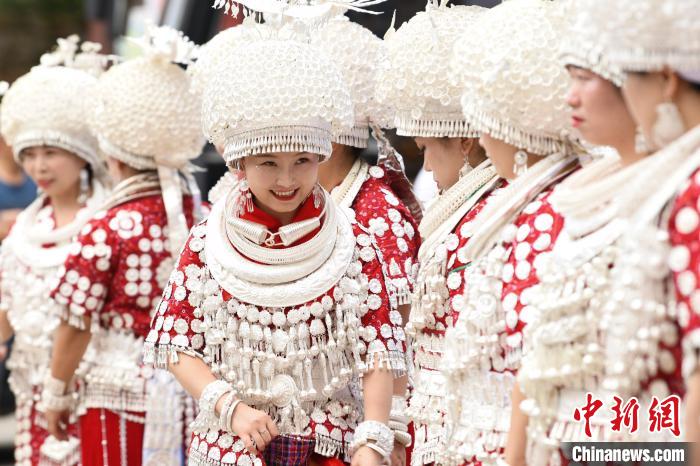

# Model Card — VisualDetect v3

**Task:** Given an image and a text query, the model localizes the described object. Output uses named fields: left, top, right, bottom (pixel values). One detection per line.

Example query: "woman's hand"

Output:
left=389, top=442, right=406, bottom=466
left=230, top=402, right=279, bottom=454
left=45, top=408, right=71, bottom=441
left=351, top=444, right=387, bottom=466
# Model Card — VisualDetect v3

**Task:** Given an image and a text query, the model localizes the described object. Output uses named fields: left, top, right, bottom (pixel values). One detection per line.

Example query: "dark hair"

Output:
left=472, top=140, right=487, bottom=160
left=691, top=81, right=700, bottom=93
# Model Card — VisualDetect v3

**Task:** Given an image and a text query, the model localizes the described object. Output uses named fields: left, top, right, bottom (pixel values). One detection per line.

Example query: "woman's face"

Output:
left=20, top=146, right=85, bottom=199
left=416, top=137, right=465, bottom=191
left=566, top=66, right=637, bottom=149
left=622, top=71, right=668, bottom=150
left=478, top=133, right=520, bottom=179
left=241, top=151, right=321, bottom=217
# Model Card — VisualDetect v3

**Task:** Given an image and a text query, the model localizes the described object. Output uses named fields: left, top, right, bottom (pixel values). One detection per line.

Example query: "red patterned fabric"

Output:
left=79, top=408, right=145, bottom=466
left=262, top=435, right=315, bottom=466
left=351, top=168, right=421, bottom=307
left=517, top=170, right=692, bottom=466
left=449, top=187, right=569, bottom=466
left=51, top=194, right=195, bottom=338
left=667, top=168, right=700, bottom=389
left=502, top=189, right=567, bottom=365
left=49, top=192, right=197, bottom=465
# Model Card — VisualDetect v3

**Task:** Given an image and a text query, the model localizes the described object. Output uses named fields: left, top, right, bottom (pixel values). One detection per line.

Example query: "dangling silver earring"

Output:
left=635, top=127, right=651, bottom=154
left=312, top=183, right=323, bottom=209
left=77, top=168, right=89, bottom=204
left=458, top=157, right=472, bottom=179
left=513, top=150, right=528, bottom=177
left=652, top=101, right=685, bottom=149
left=238, top=178, right=254, bottom=215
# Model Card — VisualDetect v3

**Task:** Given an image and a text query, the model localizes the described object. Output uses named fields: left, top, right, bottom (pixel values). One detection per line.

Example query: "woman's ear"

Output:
left=460, top=137, right=476, bottom=157
left=662, top=65, right=682, bottom=101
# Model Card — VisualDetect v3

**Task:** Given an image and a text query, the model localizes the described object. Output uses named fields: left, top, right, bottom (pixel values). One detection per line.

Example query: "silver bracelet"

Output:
left=388, top=420, right=408, bottom=432
left=350, top=420, right=395, bottom=462
left=365, top=442, right=392, bottom=462
left=199, top=380, right=232, bottom=427
left=41, top=375, right=75, bottom=411
left=218, top=391, right=236, bottom=431
left=225, top=399, right=242, bottom=432
left=389, top=395, right=410, bottom=446
left=394, top=430, right=411, bottom=447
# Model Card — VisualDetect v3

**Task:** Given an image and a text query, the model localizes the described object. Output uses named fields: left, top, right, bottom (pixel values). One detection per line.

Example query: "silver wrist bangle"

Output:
left=365, top=442, right=391, bottom=463
left=225, top=399, right=242, bottom=432
left=350, top=420, right=395, bottom=462
left=218, top=391, right=236, bottom=431
left=389, top=395, right=410, bottom=446
left=388, top=420, right=408, bottom=432
left=394, top=430, right=411, bottom=447
left=199, top=379, right=233, bottom=428
left=41, top=375, right=75, bottom=411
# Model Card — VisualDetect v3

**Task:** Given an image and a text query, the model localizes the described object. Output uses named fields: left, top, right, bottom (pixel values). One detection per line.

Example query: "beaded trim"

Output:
left=560, top=49, right=625, bottom=87
left=609, top=47, right=700, bottom=74
left=331, top=158, right=369, bottom=208
left=13, top=129, right=101, bottom=175
left=418, top=160, right=498, bottom=240
left=79, top=331, right=149, bottom=413
left=333, top=124, right=370, bottom=149
left=223, top=125, right=332, bottom=165
left=395, top=111, right=479, bottom=138
left=462, top=103, right=567, bottom=156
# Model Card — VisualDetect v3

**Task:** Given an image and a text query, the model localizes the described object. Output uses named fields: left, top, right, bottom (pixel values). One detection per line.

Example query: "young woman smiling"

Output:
left=144, top=24, right=406, bottom=466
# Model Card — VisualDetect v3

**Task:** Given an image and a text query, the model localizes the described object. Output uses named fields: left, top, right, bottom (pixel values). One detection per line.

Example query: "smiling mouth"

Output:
left=270, top=189, right=298, bottom=201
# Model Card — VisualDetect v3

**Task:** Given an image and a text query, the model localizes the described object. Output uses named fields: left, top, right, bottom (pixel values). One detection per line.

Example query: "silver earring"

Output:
left=458, top=157, right=472, bottom=179
left=513, top=150, right=528, bottom=177
left=77, top=168, right=89, bottom=204
left=312, top=183, right=323, bottom=209
left=635, top=127, right=651, bottom=154
left=238, top=179, right=254, bottom=214
left=652, top=101, right=685, bottom=149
